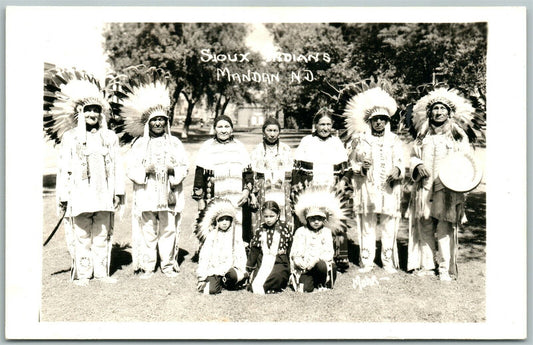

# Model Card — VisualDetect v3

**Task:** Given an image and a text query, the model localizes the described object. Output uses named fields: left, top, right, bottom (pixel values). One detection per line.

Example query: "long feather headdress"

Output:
left=194, top=198, right=237, bottom=244
left=110, top=65, right=172, bottom=141
left=43, top=67, right=110, bottom=144
left=343, top=79, right=397, bottom=140
left=412, top=88, right=476, bottom=142
left=293, top=185, right=347, bottom=234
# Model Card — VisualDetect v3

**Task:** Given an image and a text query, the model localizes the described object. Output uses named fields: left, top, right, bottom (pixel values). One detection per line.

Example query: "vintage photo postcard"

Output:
left=5, top=6, right=526, bottom=340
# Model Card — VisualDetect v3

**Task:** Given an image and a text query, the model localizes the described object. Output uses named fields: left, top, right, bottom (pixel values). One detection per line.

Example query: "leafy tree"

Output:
left=104, top=22, right=257, bottom=137
left=263, top=23, right=353, bottom=129
left=337, top=23, right=487, bottom=105
left=104, top=22, right=486, bottom=136
left=104, top=23, right=184, bottom=125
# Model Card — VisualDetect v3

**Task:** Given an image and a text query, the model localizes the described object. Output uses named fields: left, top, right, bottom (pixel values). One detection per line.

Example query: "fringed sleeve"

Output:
left=197, top=230, right=214, bottom=280
left=169, top=137, right=189, bottom=186
left=392, top=135, right=405, bottom=179
left=409, top=140, right=424, bottom=181
left=56, top=131, right=73, bottom=214
left=290, top=227, right=312, bottom=271
left=126, top=138, right=148, bottom=185
left=233, top=238, right=248, bottom=272
left=110, top=132, right=125, bottom=198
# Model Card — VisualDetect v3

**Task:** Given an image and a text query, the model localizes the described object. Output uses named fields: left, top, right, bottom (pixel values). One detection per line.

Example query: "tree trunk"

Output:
left=182, top=101, right=196, bottom=139
left=214, top=95, right=222, bottom=118
left=220, top=97, right=230, bottom=116
left=169, top=85, right=183, bottom=127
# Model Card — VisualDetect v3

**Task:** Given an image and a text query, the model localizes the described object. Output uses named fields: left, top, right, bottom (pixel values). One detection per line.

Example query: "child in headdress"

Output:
left=196, top=198, right=248, bottom=294
left=290, top=187, right=346, bottom=292
left=246, top=201, right=292, bottom=294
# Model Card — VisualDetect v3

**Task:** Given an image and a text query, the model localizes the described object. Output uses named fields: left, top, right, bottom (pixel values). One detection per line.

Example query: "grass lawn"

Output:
left=41, top=132, right=486, bottom=323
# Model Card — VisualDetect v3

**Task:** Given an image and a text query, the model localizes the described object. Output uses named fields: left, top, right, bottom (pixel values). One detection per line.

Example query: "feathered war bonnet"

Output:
left=294, top=186, right=348, bottom=235
left=343, top=79, right=397, bottom=140
left=412, top=88, right=477, bottom=142
left=111, top=65, right=172, bottom=142
left=194, top=198, right=237, bottom=243
left=43, top=67, right=111, bottom=144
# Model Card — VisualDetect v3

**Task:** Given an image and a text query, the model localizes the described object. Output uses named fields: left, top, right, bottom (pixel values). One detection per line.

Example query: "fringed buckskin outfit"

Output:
left=292, top=132, right=350, bottom=266
left=407, top=88, right=479, bottom=280
left=45, top=68, right=125, bottom=282
left=246, top=221, right=292, bottom=294
left=344, top=84, right=404, bottom=272
left=289, top=187, right=346, bottom=292
left=196, top=199, right=248, bottom=294
left=193, top=136, right=254, bottom=243
left=290, top=224, right=336, bottom=293
left=250, top=139, right=293, bottom=229
left=115, top=67, right=189, bottom=276
left=128, top=134, right=189, bottom=275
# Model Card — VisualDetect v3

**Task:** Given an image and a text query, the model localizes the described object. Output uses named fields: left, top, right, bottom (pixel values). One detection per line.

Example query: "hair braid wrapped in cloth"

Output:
left=43, top=67, right=112, bottom=144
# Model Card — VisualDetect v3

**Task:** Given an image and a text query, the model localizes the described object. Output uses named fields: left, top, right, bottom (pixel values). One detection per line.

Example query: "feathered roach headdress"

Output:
left=43, top=67, right=111, bottom=144
left=343, top=79, right=397, bottom=140
left=293, top=185, right=350, bottom=235
left=194, top=198, right=237, bottom=244
left=110, top=65, right=172, bottom=143
left=412, top=88, right=478, bottom=142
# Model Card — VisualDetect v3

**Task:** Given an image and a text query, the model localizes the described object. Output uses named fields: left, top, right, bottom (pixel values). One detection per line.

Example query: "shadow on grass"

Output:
left=462, top=191, right=486, bottom=243
left=110, top=243, right=132, bottom=275
left=177, top=248, right=189, bottom=266
left=51, top=268, right=71, bottom=275
left=346, top=190, right=486, bottom=271
left=458, top=191, right=486, bottom=263
left=111, top=244, right=189, bottom=274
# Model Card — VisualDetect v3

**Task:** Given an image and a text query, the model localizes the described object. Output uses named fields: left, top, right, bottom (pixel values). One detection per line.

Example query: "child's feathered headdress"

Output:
left=343, top=79, right=397, bottom=140
left=293, top=185, right=349, bottom=235
left=43, top=67, right=111, bottom=144
left=194, top=198, right=236, bottom=243
left=109, top=65, right=172, bottom=143
left=412, top=88, right=479, bottom=142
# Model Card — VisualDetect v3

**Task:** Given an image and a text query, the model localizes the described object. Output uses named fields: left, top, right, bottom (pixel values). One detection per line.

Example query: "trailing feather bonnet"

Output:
left=110, top=65, right=173, bottom=142
left=194, top=198, right=237, bottom=244
left=343, top=79, right=397, bottom=140
left=43, top=67, right=111, bottom=144
left=293, top=186, right=348, bottom=234
left=412, top=88, right=477, bottom=142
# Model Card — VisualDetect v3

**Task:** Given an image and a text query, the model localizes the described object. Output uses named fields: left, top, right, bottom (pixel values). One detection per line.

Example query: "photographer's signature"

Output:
left=352, top=275, right=389, bottom=292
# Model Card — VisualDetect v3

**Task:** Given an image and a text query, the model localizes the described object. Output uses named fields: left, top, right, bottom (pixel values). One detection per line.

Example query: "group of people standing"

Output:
left=44, top=67, right=480, bottom=292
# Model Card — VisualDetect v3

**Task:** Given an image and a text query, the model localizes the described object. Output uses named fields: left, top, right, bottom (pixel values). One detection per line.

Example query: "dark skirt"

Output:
left=248, top=253, right=290, bottom=293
